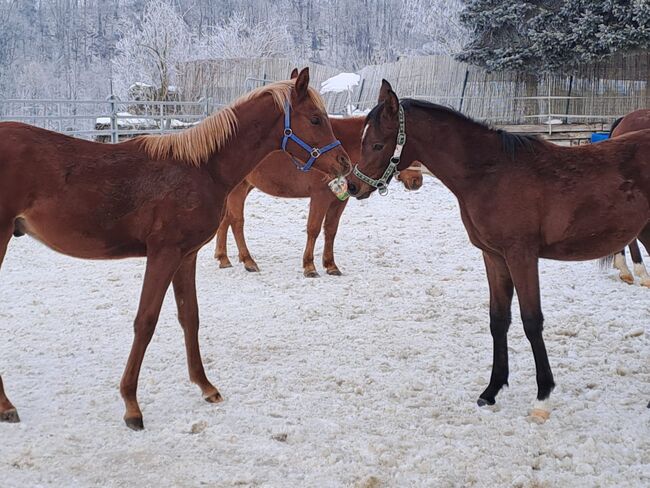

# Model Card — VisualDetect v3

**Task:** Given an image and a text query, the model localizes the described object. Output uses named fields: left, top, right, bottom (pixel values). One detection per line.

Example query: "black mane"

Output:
left=367, top=98, right=541, bottom=160
left=609, top=116, right=623, bottom=136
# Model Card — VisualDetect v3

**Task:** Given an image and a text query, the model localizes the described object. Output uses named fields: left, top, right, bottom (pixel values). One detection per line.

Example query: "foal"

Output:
left=214, top=116, right=423, bottom=277
left=349, top=80, right=650, bottom=420
left=0, top=69, right=351, bottom=429
left=608, top=110, right=650, bottom=287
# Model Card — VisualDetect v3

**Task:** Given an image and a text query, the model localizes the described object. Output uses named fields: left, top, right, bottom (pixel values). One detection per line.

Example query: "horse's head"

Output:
left=396, top=161, right=423, bottom=191
left=281, top=68, right=351, bottom=181
left=348, top=80, right=411, bottom=199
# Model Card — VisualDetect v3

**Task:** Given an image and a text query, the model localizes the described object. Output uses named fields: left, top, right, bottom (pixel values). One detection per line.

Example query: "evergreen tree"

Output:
left=458, top=0, right=650, bottom=73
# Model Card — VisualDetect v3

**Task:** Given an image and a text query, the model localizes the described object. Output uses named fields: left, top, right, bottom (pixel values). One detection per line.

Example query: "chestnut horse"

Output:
left=0, top=69, right=351, bottom=429
left=214, top=115, right=423, bottom=277
left=349, top=80, right=650, bottom=419
left=607, top=110, right=650, bottom=287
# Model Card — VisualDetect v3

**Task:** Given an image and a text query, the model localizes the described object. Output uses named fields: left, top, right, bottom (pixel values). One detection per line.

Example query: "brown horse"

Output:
left=348, top=80, right=650, bottom=419
left=214, top=116, right=423, bottom=277
left=607, top=110, right=650, bottom=287
left=0, top=68, right=351, bottom=430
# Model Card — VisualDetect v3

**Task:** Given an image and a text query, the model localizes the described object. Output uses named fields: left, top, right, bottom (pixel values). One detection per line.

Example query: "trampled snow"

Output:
left=1, top=178, right=649, bottom=487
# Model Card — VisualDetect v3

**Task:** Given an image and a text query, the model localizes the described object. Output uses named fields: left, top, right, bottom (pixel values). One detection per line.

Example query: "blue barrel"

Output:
left=590, top=132, right=609, bottom=143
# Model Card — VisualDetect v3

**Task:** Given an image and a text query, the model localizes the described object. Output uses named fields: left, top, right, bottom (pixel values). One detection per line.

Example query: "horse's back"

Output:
left=0, top=122, right=222, bottom=259
left=612, top=109, right=650, bottom=137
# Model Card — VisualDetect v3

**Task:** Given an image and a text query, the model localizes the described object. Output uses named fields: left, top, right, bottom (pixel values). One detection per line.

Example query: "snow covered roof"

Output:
left=320, top=73, right=361, bottom=94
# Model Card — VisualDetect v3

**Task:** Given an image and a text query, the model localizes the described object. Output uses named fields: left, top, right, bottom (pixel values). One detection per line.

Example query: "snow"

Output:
left=95, top=112, right=157, bottom=128
left=320, top=72, right=361, bottom=94
left=1, top=178, right=649, bottom=487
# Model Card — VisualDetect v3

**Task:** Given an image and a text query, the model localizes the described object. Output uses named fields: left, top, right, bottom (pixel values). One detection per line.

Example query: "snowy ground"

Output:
left=1, top=178, right=649, bottom=487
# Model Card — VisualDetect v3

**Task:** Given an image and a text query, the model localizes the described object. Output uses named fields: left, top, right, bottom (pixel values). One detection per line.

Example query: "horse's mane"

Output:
left=609, top=116, right=624, bottom=137
left=368, top=98, right=541, bottom=160
left=137, top=80, right=326, bottom=167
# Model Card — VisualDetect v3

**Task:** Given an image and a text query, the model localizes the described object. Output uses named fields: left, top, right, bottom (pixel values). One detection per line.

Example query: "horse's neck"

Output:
left=408, top=110, right=500, bottom=196
left=331, top=116, right=364, bottom=161
left=206, top=98, right=282, bottom=191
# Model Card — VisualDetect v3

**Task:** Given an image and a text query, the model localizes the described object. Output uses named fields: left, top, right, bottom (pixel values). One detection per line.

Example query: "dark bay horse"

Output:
left=608, top=110, right=650, bottom=287
left=214, top=115, right=423, bottom=277
left=0, top=68, right=351, bottom=429
left=348, top=80, right=650, bottom=420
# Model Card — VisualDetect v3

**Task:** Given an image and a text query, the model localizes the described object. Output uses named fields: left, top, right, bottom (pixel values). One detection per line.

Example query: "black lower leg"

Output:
left=479, top=312, right=511, bottom=405
left=523, top=313, right=555, bottom=401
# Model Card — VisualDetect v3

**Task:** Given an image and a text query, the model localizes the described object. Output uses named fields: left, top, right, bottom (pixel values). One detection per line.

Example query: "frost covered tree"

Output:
left=193, top=12, right=296, bottom=60
left=403, top=0, right=469, bottom=55
left=111, top=0, right=191, bottom=99
left=458, top=0, right=650, bottom=73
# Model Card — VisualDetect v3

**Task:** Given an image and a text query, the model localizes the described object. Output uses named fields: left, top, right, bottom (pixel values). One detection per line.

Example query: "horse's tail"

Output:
left=599, top=254, right=615, bottom=270
left=609, top=117, right=623, bottom=137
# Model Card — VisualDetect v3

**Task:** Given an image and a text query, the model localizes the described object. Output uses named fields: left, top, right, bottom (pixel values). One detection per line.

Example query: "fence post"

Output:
left=564, top=75, right=574, bottom=124
left=458, top=69, right=470, bottom=112
left=109, top=95, right=118, bottom=143
left=160, top=101, right=164, bottom=134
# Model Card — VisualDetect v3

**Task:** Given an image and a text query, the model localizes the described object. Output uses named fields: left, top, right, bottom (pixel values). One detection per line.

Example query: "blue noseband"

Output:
left=281, top=101, right=342, bottom=172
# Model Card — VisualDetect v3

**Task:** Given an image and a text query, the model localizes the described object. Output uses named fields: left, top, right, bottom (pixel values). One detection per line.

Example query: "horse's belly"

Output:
left=19, top=215, right=146, bottom=259
left=540, top=191, right=649, bottom=260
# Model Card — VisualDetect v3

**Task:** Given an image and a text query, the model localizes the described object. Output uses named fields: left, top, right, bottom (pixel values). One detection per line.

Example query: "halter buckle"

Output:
left=377, top=182, right=389, bottom=196
left=284, top=128, right=293, bottom=137
left=310, top=148, right=321, bottom=158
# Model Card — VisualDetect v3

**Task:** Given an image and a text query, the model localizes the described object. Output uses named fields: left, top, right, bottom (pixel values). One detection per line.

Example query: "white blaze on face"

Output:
left=361, top=123, right=370, bottom=147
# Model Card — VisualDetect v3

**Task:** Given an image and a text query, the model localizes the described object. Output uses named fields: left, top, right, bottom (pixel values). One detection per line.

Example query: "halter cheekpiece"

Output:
left=352, top=103, right=406, bottom=195
left=281, top=100, right=342, bottom=172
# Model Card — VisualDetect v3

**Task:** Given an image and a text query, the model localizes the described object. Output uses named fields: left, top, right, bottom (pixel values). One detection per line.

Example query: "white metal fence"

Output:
left=0, top=97, right=225, bottom=142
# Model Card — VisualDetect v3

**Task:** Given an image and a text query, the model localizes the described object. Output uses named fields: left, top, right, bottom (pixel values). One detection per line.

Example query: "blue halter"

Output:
left=281, top=100, right=342, bottom=172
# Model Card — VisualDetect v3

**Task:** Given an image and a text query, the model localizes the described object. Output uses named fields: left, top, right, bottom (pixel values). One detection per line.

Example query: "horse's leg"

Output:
left=120, top=248, right=182, bottom=430
left=505, top=250, right=555, bottom=422
left=229, top=182, right=259, bottom=272
left=172, top=252, right=221, bottom=403
left=214, top=210, right=233, bottom=269
left=613, top=248, right=634, bottom=284
left=303, top=196, right=328, bottom=278
left=322, top=199, right=347, bottom=276
left=629, top=240, right=650, bottom=287
left=0, top=219, right=19, bottom=422
left=637, top=224, right=650, bottom=255
left=477, top=252, right=514, bottom=407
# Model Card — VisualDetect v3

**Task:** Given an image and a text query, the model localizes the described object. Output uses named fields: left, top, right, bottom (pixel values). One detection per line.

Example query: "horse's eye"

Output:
left=373, top=143, right=384, bottom=151
left=311, top=116, right=321, bottom=125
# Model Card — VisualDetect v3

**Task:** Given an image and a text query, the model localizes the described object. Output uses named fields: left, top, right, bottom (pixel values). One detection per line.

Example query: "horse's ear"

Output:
left=295, top=67, right=310, bottom=99
left=378, top=79, right=393, bottom=103
left=290, top=68, right=299, bottom=79
left=382, top=89, right=400, bottom=120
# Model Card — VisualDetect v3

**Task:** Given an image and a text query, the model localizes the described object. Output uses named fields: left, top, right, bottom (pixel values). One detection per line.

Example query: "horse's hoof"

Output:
left=304, top=270, right=320, bottom=278
left=244, top=264, right=260, bottom=272
left=124, top=416, right=144, bottom=431
left=0, top=408, right=20, bottom=423
left=639, top=279, right=650, bottom=289
left=528, top=408, right=551, bottom=424
left=326, top=268, right=342, bottom=276
left=204, top=391, right=223, bottom=404
left=619, top=273, right=634, bottom=284
left=477, top=397, right=495, bottom=407
left=218, top=260, right=233, bottom=269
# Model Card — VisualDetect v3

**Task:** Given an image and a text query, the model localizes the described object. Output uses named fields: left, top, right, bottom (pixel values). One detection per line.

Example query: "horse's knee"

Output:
left=522, top=313, right=544, bottom=340
left=489, top=312, right=511, bottom=336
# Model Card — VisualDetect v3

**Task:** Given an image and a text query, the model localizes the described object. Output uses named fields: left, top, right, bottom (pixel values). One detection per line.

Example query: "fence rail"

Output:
left=0, top=94, right=629, bottom=143
left=0, top=98, right=225, bottom=142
